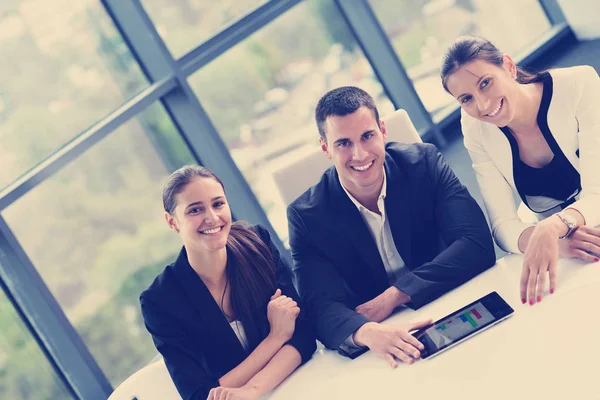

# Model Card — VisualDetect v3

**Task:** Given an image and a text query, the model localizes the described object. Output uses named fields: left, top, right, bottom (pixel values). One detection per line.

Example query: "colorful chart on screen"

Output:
left=425, top=302, right=495, bottom=348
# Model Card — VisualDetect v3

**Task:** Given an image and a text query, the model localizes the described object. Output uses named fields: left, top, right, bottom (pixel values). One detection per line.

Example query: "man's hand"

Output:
left=355, top=287, right=411, bottom=322
left=353, top=320, right=432, bottom=368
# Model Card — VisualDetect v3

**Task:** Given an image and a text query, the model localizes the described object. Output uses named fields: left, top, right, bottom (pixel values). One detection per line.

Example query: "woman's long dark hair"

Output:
left=226, top=223, right=276, bottom=349
left=441, top=36, right=549, bottom=93
left=163, top=165, right=276, bottom=350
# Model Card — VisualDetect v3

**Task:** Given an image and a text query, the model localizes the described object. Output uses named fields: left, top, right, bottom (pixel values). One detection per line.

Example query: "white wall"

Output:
left=558, top=0, right=600, bottom=40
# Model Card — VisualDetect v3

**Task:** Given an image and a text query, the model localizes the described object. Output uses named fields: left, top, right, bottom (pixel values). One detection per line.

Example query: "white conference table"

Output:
left=268, top=255, right=600, bottom=400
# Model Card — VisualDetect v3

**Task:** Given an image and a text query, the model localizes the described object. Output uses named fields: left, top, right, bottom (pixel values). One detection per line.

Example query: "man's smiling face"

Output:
left=320, top=106, right=387, bottom=198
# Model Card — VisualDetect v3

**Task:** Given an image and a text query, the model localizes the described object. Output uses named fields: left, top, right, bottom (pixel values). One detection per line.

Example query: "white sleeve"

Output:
left=566, top=66, right=600, bottom=228
left=461, top=115, right=534, bottom=253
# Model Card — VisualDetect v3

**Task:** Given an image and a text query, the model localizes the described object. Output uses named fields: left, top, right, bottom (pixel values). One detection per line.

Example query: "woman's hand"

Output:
left=207, top=385, right=260, bottom=400
left=267, top=289, right=300, bottom=343
left=558, top=225, right=600, bottom=262
left=521, top=219, right=562, bottom=305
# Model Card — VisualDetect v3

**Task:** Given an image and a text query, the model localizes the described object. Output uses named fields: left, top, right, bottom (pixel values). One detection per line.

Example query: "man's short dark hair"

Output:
left=315, top=86, right=380, bottom=142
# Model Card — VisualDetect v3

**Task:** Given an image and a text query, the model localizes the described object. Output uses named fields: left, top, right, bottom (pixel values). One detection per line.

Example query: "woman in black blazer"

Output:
left=140, top=165, right=316, bottom=400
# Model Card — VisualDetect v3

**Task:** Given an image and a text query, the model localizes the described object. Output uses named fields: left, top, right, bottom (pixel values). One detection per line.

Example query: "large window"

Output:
left=0, top=0, right=568, bottom=396
left=141, top=0, right=266, bottom=57
left=369, top=0, right=551, bottom=121
left=0, top=287, right=72, bottom=399
left=189, top=0, right=394, bottom=242
left=2, top=103, right=195, bottom=387
left=0, top=0, right=147, bottom=190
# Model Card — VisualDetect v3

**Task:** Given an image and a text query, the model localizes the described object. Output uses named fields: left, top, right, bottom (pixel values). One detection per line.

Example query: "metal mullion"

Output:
left=0, top=218, right=112, bottom=399
left=178, top=0, right=303, bottom=76
left=0, top=77, right=177, bottom=212
left=538, top=0, right=567, bottom=25
left=103, top=0, right=292, bottom=264
left=0, top=277, right=78, bottom=399
left=334, top=0, right=446, bottom=146
left=101, top=0, right=175, bottom=82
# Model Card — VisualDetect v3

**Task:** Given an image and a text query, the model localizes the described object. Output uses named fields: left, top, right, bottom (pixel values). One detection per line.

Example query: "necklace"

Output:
left=219, top=278, right=234, bottom=321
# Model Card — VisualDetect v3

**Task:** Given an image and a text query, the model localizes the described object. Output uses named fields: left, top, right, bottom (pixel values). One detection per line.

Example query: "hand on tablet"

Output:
left=352, top=320, right=432, bottom=368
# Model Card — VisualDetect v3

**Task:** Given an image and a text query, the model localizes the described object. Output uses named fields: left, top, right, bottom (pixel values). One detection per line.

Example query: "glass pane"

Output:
left=3, top=103, right=196, bottom=387
left=0, top=287, right=72, bottom=399
left=0, top=0, right=147, bottom=190
left=369, top=0, right=552, bottom=121
left=188, top=0, right=394, bottom=243
left=142, top=0, right=266, bottom=57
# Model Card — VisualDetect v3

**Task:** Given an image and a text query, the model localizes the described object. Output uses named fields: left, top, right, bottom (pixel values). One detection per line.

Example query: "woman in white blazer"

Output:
left=440, top=36, right=600, bottom=306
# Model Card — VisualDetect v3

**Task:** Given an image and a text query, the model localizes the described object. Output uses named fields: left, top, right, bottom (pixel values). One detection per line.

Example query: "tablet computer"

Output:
left=412, top=291, right=514, bottom=359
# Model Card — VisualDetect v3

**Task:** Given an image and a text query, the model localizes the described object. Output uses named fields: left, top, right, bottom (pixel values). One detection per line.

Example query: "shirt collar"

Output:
left=341, top=168, right=387, bottom=212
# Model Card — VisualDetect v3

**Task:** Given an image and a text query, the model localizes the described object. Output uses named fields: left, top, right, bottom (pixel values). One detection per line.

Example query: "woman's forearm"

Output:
left=219, top=334, right=285, bottom=388
left=518, top=209, right=586, bottom=252
left=517, top=226, right=536, bottom=253
left=244, top=345, right=302, bottom=396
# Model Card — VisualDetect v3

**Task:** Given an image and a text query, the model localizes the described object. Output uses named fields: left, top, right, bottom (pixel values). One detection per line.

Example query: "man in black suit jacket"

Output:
left=287, top=86, right=495, bottom=367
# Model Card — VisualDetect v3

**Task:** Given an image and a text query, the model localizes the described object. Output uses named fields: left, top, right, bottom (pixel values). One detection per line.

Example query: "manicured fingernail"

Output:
left=594, top=258, right=599, bottom=262
left=550, top=288, right=554, bottom=294
left=529, top=299, right=534, bottom=305
left=537, top=296, right=541, bottom=302
left=521, top=298, right=526, bottom=304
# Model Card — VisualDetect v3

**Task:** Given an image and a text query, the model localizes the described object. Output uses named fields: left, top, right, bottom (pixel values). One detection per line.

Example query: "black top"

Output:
left=140, top=225, right=316, bottom=400
left=500, top=73, right=581, bottom=212
left=518, top=156, right=579, bottom=200
left=287, top=142, right=495, bottom=357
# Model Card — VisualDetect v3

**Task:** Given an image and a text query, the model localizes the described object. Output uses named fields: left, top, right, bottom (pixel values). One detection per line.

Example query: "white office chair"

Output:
left=271, top=109, right=422, bottom=205
left=107, top=359, right=181, bottom=400
left=382, top=108, right=422, bottom=145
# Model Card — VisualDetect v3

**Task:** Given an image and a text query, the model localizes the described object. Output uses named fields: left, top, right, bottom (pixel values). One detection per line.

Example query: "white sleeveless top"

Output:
left=229, top=320, right=249, bottom=350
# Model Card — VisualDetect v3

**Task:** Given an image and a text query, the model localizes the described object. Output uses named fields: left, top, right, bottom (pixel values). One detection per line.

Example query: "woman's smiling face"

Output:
left=166, top=177, right=232, bottom=253
left=445, top=56, right=520, bottom=127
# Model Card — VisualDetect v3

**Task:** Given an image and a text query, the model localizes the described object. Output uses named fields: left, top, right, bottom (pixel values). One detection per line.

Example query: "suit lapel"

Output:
left=383, top=153, right=413, bottom=268
left=172, top=247, right=247, bottom=366
left=327, top=170, right=388, bottom=288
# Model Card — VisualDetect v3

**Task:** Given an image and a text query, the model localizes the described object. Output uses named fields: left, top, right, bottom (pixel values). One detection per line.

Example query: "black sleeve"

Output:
left=392, top=145, right=496, bottom=308
left=254, top=225, right=317, bottom=364
left=140, top=295, right=219, bottom=400
left=286, top=209, right=370, bottom=357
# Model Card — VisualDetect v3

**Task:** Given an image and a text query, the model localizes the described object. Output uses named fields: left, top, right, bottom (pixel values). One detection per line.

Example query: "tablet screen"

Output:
left=422, top=302, right=494, bottom=348
left=414, top=292, right=513, bottom=358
